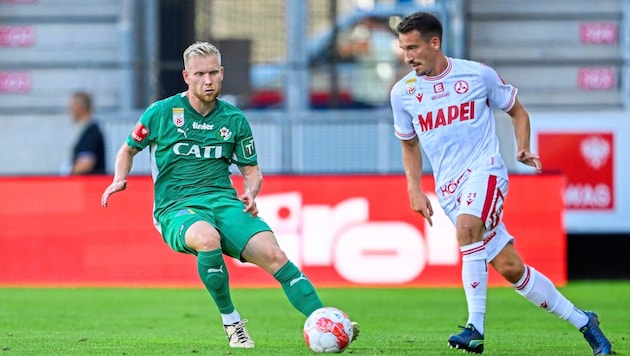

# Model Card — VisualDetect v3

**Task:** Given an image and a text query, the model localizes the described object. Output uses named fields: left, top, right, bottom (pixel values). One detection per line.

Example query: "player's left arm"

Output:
left=507, top=99, right=542, bottom=173
left=481, top=64, right=542, bottom=173
left=237, top=164, right=262, bottom=217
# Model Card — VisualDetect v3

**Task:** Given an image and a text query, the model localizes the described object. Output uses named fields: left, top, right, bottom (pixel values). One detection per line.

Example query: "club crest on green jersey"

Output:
left=173, top=108, right=189, bottom=137
left=172, top=108, right=184, bottom=127
left=217, top=126, right=232, bottom=140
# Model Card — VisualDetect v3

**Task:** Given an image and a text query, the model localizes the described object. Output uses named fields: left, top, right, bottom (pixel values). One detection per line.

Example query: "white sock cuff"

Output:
left=221, top=310, right=241, bottom=325
left=461, top=241, right=487, bottom=261
left=514, top=265, right=536, bottom=294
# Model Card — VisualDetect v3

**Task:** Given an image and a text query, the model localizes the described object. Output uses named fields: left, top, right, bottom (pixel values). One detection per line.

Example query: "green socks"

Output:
left=197, top=249, right=234, bottom=314
left=198, top=252, right=321, bottom=317
left=274, top=261, right=323, bottom=316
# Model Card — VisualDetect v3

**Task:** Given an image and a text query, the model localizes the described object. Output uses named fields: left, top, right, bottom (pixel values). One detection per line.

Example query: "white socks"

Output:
left=459, top=245, right=590, bottom=334
left=514, top=265, right=589, bottom=329
left=461, top=241, right=488, bottom=335
left=221, top=310, right=242, bottom=325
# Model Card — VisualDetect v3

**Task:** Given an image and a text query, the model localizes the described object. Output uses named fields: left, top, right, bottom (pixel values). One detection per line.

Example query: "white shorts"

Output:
left=442, top=172, right=514, bottom=262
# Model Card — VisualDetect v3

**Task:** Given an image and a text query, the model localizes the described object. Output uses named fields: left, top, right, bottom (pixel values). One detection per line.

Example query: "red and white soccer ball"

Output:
left=303, top=307, right=354, bottom=353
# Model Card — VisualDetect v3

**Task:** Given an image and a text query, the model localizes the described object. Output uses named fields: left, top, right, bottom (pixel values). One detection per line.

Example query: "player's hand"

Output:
left=101, top=180, right=127, bottom=207
left=239, top=192, right=259, bottom=217
left=516, top=149, right=542, bottom=174
left=410, top=190, right=434, bottom=227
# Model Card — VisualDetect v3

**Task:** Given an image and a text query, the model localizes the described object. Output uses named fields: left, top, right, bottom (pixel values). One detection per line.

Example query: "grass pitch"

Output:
left=1, top=282, right=628, bottom=355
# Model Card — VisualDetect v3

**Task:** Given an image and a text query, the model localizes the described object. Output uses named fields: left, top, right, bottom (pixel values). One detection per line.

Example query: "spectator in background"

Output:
left=66, top=91, right=106, bottom=175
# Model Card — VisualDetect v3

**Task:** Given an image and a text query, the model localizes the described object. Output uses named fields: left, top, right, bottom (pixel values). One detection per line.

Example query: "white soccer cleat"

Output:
left=224, top=319, right=255, bottom=348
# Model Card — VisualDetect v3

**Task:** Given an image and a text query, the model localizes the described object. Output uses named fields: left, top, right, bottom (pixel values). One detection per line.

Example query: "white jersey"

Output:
left=391, top=57, right=517, bottom=201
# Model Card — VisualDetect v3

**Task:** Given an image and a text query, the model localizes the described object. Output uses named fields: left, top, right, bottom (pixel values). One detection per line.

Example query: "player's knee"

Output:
left=268, top=246, right=289, bottom=267
left=186, top=230, right=221, bottom=251
left=257, top=247, right=289, bottom=274
left=456, top=224, right=484, bottom=245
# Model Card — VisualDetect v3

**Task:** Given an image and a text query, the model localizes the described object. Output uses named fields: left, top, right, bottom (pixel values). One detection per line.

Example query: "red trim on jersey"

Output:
left=396, top=130, right=417, bottom=139
left=480, top=175, right=498, bottom=223
left=515, top=265, right=531, bottom=291
left=501, top=87, right=518, bottom=112
left=423, top=57, right=453, bottom=81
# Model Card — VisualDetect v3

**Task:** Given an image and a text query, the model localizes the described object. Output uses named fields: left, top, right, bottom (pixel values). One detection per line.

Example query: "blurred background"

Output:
left=0, top=0, right=628, bottom=175
left=0, top=0, right=629, bottom=280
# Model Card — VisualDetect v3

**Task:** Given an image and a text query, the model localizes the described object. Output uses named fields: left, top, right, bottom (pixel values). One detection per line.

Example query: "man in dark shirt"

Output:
left=68, top=91, right=106, bottom=175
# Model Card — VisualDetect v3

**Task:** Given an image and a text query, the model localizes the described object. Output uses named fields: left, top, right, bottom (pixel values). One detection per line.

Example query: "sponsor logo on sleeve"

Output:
left=131, top=123, right=149, bottom=142
left=241, top=136, right=256, bottom=159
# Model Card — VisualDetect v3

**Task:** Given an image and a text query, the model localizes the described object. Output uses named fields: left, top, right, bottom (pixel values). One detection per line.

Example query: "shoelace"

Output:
left=229, top=320, right=250, bottom=342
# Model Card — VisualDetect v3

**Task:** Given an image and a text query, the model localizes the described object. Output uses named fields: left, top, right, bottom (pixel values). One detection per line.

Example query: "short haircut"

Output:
left=72, top=91, right=92, bottom=112
left=183, top=41, right=222, bottom=69
left=396, top=12, right=443, bottom=43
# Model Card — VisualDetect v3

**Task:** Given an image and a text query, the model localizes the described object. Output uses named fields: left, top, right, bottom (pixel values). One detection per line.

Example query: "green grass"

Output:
left=1, top=282, right=628, bottom=355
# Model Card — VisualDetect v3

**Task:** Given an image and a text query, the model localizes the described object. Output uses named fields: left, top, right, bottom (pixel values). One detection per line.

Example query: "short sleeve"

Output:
left=391, top=81, right=417, bottom=141
left=126, top=101, right=159, bottom=151
left=231, top=115, right=258, bottom=166
left=480, top=64, right=518, bottom=112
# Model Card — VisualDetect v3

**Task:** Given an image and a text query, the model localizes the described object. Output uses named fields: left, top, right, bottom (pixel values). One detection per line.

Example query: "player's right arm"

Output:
left=101, top=142, right=139, bottom=207
left=401, top=136, right=433, bottom=226
left=101, top=101, right=158, bottom=207
left=391, top=77, right=434, bottom=226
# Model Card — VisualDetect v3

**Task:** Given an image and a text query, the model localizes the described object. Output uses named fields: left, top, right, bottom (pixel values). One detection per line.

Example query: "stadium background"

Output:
left=0, top=0, right=629, bottom=285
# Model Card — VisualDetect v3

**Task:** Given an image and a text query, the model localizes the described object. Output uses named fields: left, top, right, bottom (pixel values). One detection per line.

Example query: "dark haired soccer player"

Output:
left=390, top=12, right=612, bottom=355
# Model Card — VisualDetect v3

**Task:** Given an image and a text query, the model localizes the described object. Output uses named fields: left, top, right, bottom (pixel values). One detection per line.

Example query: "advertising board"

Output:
left=0, top=175, right=565, bottom=287
left=528, top=112, right=630, bottom=233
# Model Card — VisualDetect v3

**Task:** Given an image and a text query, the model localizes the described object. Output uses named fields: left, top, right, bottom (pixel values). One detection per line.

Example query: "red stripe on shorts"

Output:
left=480, top=175, right=498, bottom=223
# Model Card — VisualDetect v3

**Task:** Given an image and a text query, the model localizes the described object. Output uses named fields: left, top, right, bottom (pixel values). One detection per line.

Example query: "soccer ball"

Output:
left=303, top=307, right=354, bottom=353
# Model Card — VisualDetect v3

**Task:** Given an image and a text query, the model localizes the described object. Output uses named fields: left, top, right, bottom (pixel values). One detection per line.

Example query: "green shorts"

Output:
left=158, top=191, right=271, bottom=260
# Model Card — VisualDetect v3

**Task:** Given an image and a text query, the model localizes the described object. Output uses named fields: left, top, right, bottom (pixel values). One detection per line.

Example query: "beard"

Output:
left=194, top=86, right=221, bottom=103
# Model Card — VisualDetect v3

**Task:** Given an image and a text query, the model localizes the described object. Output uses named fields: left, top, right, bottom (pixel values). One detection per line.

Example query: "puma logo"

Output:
left=207, top=265, right=224, bottom=274
left=177, top=128, right=189, bottom=138
left=289, top=273, right=307, bottom=287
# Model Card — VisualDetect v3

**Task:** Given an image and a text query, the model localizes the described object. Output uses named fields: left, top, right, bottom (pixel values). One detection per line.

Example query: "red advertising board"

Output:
left=0, top=26, right=36, bottom=47
left=538, top=133, right=614, bottom=210
left=577, top=67, right=616, bottom=90
left=0, top=175, right=566, bottom=287
left=579, top=22, right=618, bottom=44
left=0, top=71, right=31, bottom=93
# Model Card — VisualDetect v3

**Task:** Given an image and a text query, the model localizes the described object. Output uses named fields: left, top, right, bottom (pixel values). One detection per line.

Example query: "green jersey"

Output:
left=126, top=93, right=258, bottom=221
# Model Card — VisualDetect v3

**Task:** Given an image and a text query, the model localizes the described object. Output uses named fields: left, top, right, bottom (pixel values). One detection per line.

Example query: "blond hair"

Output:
left=183, top=41, right=222, bottom=69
